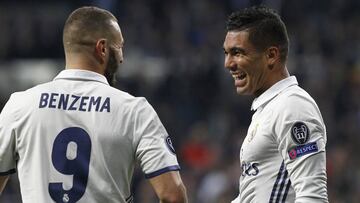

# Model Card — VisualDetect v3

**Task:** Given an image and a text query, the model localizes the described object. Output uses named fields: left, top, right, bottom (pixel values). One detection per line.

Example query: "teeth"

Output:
left=232, top=72, right=246, bottom=80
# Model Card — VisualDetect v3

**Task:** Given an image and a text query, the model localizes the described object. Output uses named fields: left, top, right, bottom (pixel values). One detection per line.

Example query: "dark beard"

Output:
left=104, top=49, right=119, bottom=87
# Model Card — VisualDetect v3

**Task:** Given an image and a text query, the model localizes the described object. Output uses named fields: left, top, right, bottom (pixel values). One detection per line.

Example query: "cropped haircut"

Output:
left=63, top=6, right=118, bottom=53
left=227, top=6, right=289, bottom=62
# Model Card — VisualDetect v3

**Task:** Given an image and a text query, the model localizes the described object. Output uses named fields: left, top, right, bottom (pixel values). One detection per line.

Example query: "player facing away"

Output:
left=223, top=6, right=328, bottom=203
left=0, top=6, right=188, bottom=203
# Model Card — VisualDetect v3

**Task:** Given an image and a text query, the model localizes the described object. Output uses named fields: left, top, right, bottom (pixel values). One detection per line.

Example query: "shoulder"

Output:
left=1, top=83, right=48, bottom=121
left=103, top=86, right=150, bottom=109
left=273, top=85, right=321, bottom=118
left=8, top=81, right=54, bottom=105
left=268, top=85, right=325, bottom=132
left=280, top=85, right=315, bottom=105
left=265, top=85, right=328, bottom=148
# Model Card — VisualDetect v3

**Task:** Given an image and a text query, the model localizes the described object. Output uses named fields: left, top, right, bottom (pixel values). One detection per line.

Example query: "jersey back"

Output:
left=0, top=70, right=179, bottom=203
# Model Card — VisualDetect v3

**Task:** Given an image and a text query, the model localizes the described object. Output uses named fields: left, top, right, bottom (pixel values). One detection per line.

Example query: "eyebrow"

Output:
left=228, top=47, right=246, bottom=54
left=223, top=46, right=246, bottom=54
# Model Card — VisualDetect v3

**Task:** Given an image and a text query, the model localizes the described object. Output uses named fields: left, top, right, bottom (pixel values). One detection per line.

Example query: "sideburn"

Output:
left=104, top=49, right=118, bottom=87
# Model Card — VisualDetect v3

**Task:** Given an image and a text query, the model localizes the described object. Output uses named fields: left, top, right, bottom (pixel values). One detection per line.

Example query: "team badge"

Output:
left=165, top=136, right=176, bottom=154
left=247, top=123, right=259, bottom=143
left=291, top=122, right=309, bottom=144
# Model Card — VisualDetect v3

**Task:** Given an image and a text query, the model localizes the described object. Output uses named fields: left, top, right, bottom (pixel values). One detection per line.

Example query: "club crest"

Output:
left=247, top=123, right=259, bottom=143
left=291, top=122, right=309, bottom=144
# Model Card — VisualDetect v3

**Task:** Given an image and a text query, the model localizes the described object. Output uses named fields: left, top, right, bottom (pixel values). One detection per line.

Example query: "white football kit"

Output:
left=232, top=76, right=328, bottom=203
left=0, top=69, right=180, bottom=203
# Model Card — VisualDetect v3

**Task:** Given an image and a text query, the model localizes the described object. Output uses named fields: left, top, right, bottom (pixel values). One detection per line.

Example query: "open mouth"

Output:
left=232, top=71, right=247, bottom=80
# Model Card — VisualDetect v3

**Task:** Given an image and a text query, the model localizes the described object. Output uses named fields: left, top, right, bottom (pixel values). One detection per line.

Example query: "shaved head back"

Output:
left=63, top=6, right=118, bottom=53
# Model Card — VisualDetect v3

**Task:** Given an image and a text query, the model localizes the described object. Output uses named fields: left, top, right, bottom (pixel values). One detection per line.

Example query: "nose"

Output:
left=119, top=48, right=123, bottom=63
left=224, top=55, right=236, bottom=71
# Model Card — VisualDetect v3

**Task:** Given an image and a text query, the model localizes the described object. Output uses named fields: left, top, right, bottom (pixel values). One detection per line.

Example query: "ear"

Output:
left=94, top=39, right=108, bottom=64
left=266, top=46, right=280, bottom=69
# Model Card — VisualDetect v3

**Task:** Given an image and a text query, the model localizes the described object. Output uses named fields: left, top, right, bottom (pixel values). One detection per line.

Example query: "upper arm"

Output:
left=133, top=99, right=186, bottom=202
left=148, top=171, right=187, bottom=203
left=274, top=95, right=328, bottom=201
left=133, top=99, right=180, bottom=177
left=0, top=94, right=18, bottom=175
left=0, top=175, right=9, bottom=195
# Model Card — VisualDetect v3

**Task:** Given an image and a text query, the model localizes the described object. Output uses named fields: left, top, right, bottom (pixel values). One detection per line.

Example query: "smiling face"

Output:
left=223, top=30, right=272, bottom=96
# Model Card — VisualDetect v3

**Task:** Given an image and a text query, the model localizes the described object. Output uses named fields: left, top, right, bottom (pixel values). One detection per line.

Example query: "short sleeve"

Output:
left=133, top=98, right=180, bottom=179
left=0, top=94, right=18, bottom=175
left=274, top=94, right=328, bottom=202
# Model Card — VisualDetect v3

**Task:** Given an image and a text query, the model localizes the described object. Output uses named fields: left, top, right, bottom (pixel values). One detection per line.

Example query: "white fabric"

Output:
left=0, top=69, right=179, bottom=203
left=233, top=76, right=328, bottom=203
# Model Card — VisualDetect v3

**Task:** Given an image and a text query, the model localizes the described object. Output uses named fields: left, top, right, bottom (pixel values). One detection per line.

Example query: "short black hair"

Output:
left=226, top=6, right=289, bottom=62
left=63, top=6, right=118, bottom=53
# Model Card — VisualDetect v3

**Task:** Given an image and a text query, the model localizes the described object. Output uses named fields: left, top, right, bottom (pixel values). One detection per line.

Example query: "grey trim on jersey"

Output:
left=0, top=168, right=16, bottom=176
left=144, top=165, right=181, bottom=179
left=125, top=195, right=133, bottom=203
left=269, top=161, right=292, bottom=203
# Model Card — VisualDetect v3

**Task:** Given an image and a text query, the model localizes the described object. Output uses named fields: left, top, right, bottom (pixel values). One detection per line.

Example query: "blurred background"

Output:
left=0, top=0, right=359, bottom=202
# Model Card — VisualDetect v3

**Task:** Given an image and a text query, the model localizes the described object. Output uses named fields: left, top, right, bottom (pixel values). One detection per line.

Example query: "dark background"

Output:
left=0, top=0, right=359, bottom=202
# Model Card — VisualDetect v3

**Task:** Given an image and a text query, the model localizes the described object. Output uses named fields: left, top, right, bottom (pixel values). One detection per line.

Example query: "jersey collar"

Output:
left=251, top=76, right=298, bottom=111
left=54, top=69, right=109, bottom=85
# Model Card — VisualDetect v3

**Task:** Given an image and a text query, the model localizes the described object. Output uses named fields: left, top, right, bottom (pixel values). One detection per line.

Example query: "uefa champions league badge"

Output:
left=165, top=136, right=176, bottom=154
left=291, top=121, right=310, bottom=145
left=288, top=148, right=297, bottom=160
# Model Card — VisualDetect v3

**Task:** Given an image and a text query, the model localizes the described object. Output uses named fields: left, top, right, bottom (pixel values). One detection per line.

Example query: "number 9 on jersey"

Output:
left=48, top=127, right=92, bottom=203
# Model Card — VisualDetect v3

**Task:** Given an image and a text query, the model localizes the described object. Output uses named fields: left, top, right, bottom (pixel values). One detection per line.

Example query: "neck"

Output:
left=65, top=52, right=105, bottom=75
left=254, top=65, right=290, bottom=97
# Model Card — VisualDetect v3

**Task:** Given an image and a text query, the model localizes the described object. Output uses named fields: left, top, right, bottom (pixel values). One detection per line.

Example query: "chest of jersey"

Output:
left=240, top=108, right=281, bottom=176
left=238, top=108, right=294, bottom=203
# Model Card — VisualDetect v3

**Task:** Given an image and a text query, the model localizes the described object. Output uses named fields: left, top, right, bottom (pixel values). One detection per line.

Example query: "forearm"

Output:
left=158, top=183, right=188, bottom=203
left=0, top=176, right=9, bottom=195
left=150, top=171, right=188, bottom=203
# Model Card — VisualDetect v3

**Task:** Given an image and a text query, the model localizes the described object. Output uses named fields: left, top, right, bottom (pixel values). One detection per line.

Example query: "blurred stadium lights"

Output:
left=0, top=60, right=61, bottom=98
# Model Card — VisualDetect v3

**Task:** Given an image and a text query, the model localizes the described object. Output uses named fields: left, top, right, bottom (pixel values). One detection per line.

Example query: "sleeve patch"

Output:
left=288, top=142, right=318, bottom=160
left=291, top=121, right=310, bottom=144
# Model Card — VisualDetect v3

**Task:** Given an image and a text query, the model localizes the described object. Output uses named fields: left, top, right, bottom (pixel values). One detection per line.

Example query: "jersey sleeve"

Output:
left=0, top=94, right=18, bottom=175
left=133, top=98, right=180, bottom=179
left=274, top=94, right=328, bottom=202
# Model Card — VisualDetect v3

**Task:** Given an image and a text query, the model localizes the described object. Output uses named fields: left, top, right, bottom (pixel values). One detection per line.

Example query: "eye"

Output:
left=234, top=49, right=245, bottom=57
left=223, top=48, right=228, bottom=56
left=234, top=51, right=241, bottom=56
left=230, top=48, right=245, bottom=57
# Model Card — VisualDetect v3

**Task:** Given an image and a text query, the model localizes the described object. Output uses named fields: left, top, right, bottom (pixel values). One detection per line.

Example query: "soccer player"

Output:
left=0, top=6, right=187, bottom=203
left=223, top=6, right=328, bottom=202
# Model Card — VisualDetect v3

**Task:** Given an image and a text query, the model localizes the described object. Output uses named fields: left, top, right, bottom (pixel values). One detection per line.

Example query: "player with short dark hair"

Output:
left=0, top=6, right=187, bottom=203
left=226, top=6, right=289, bottom=63
left=223, top=6, right=328, bottom=202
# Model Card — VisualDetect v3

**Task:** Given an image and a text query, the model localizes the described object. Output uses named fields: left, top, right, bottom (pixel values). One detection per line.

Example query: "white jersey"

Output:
left=0, top=69, right=180, bottom=203
left=232, top=76, right=328, bottom=203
